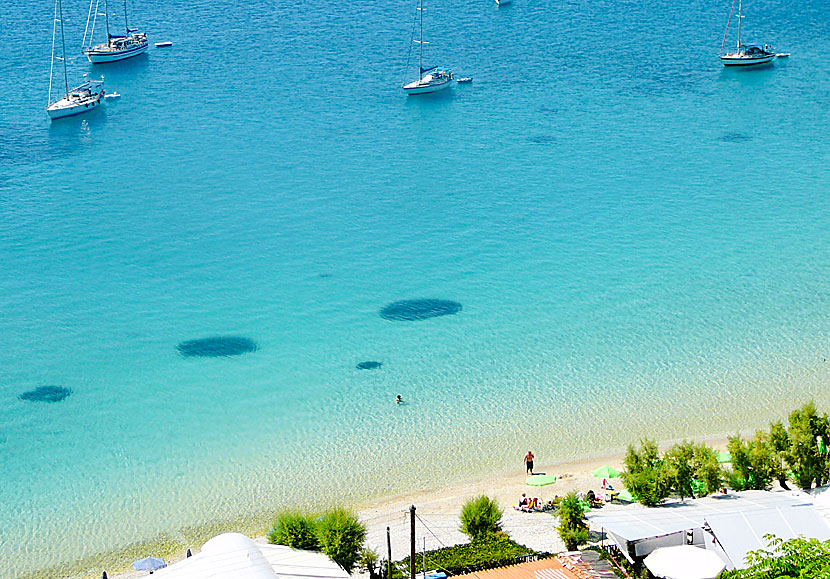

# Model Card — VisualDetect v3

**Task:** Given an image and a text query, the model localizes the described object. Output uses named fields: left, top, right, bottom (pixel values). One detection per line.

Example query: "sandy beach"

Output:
left=103, top=436, right=731, bottom=579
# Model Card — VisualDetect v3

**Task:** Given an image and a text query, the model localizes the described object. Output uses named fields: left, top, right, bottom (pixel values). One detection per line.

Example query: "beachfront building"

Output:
left=586, top=490, right=830, bottom=570
left=148, top=533, right=351, bottom=579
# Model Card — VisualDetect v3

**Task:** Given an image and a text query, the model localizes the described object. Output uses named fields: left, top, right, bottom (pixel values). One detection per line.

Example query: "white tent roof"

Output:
left=587, top=491, right=811, bottom=542
left=706, top=504, right=830, bottom=569
left=644, top=545, right=726, bottom=579
left=151, top=533, right=350, bottom=579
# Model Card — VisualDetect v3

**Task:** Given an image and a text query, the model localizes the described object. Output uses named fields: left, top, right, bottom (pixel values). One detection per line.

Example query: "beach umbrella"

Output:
left=716, top=451, right=732, bottom=464
left=526, top=474, right=556, bottom=502
left=591, top=465, right=620, bottom=479
left=644, top=546, right=725, bottom=579
left=132, top=557, right=167, bottom=573
left=615, top=489, right=636, bottom=503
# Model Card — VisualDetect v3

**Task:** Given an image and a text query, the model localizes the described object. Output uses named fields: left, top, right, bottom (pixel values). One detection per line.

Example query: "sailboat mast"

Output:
left=737, top=0, right=742, bottom=49
left=419, top=0, right=423, bottom=77
left=48, top=0, right=58, bottom=104
left=123, top=0, right=129, bottom=35
left=105, top=0, right=111, bottom=43
left=58, top=0, right=70, bottom=97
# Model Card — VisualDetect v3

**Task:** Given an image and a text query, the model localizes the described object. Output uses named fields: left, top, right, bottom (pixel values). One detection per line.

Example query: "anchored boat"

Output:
left=47, top=0, right=105, bottom=120
left=83, top=0, right=148, bottom=63
left=720, top=0, right=777, bottom=67
left=402, top=0, right=453, bottom=95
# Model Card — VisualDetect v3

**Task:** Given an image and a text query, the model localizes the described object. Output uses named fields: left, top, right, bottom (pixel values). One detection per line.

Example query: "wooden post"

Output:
left=387, top=526, right=393, bottom=579
left=410, top=505, right=416, bottom=579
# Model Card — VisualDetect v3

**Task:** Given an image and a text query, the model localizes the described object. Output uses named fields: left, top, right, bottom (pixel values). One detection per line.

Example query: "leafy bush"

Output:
left=316, top=507, right=367, bottom=572
left=557, top=492, right=589, bottom=551
left=359, top=548, right=380, bottom=579
left=393, top=534, right=535, bottom=578
left=721, top=535, right=830, bottom=579
left=460, top=496, right=504, bottom=540
left=784, top=402, right=830, bottom=490
left=621, top=439, right=672, bottom=506
left=268, top=511, right=319, bottom=551
left=727, top=433, right=778, bottom=491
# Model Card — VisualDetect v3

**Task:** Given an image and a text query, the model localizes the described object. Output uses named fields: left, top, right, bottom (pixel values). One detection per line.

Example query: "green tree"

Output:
left=784, top=401, right=830, bottom=490
left=621, top=439, right=672, bottom=506
left=359, top=548, right=380, bottom=579
left=556, top=491, right=589, bottom=551
left=268, top=510, right=320, bottom=551
left=316, top=508, right=367, bottom=572
left=727, top=433, right=777, bottom=491
left=665, top=441, right=696, bottom=499
left=768, top=420, right=791, bottom=490
left=691, top=443, right=723, bottom=496
left=460, top=496, right=503, bottom=541
left=720, top=535, right=830, bottom=579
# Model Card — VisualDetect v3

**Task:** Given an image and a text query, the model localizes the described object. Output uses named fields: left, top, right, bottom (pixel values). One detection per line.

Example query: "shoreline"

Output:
left=26, top=434, right=732, bottom=579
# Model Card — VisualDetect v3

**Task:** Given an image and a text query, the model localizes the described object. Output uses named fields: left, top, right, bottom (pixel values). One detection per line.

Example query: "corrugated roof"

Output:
left=586, top=491, right=812, bottom=542
left=451, top=557, right=585, bottom=579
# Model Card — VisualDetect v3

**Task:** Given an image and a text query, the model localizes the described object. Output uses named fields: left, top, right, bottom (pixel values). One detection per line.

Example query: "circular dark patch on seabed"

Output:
left=19, top=385, right=72, bottom=403
left=177, top=336, right=258, bottom=358
left=379, top=299, right=463, bottom=321
left=356, top=361, right=383, bottom=370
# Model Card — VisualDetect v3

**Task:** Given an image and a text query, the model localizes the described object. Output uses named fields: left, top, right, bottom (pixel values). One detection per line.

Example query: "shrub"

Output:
left=359, top=548, right=380, bottom=579
left=268, top=511, right=319, bottom=551
left=460, top=496, right=504, bottom=540
left=316, top=507, right=367, bottom=572
left=621, top=439, right=672, bottom=506
left=784, top=401, right=830, bottom=490
left=721, top=536, right=830, bottom=579
left=557, top=492, right=588, bottom=551
left=394, top=534, right=535, bottom=578
left=727, top=433, right=777, bottom=491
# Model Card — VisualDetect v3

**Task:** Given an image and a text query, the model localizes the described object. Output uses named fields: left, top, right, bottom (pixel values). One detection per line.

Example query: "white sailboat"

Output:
left=720, top=0, right=776, bottom=67
left=83, top=0, right=148, bottom=63
left=47, top=0, right=105, bottom=120
left=402, top=0, right=453, bottom=95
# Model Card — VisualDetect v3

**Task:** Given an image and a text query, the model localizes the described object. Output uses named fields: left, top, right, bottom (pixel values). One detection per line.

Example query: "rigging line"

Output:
left=721, top=0, right=736, bottom=54
left=403, top=0, right=419, bottom=82
left=48, top=0, right=58, bottom=104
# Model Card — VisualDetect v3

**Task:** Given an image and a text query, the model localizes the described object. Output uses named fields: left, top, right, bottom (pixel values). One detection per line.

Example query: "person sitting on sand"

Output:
left=518, top=493, right=528, bottom=507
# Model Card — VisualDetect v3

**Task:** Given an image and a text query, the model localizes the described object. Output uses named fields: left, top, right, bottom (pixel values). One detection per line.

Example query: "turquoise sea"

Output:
left=1, top=0, right=829, bottom=575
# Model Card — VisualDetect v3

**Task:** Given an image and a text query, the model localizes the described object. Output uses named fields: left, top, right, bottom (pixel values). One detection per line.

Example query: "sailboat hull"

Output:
left=47, top=93, right=104, bottom=119
left=720, top=53, right=776, bottom=66
left=403, top=78, right=453, bottom=95
left=85, top=40, right=149, bottom=63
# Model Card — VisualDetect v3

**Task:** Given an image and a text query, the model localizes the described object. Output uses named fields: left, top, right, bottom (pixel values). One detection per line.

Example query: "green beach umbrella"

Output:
left=526, top=474, right=556, bottom=486
left=591, top=465, right=620, bottom=479
left=716, top=451, right=732, bottom=464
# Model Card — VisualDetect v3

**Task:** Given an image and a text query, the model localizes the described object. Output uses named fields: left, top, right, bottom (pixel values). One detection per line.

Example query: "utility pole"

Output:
left=387, top=526, right=393, bottom=579
left=410, top=505, right=416, bottom=579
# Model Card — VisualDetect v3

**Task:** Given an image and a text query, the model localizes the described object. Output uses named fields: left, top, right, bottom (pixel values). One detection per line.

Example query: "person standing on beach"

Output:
left=524, top=451, right=534, bottom=475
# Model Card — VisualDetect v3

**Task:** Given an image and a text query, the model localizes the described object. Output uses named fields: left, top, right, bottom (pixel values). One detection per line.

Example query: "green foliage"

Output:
left=720, top=535, right=830, bottom=579
left=726, top=433, right=778, bottom=491
left=664, top=441, right=696, bottom=500
left=268, top=511, right=320, bottom=551
left=557, top=491, right=589, bottom=551
left=359, top=548, right=380, bottom=579
left=784, top=401, right=830, bottom=490
left=460, top=496, right=504, bottom=540
left=315, top=508, right=367, bottom=572
left=621, top=439, right=672, bottom=506
left=393, top=534, right=535, bottom=578
left=691, top=443, right=723, bottom=496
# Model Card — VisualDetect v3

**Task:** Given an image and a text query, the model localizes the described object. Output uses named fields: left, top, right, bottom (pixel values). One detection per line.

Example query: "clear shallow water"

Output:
left=1, top=0, right=829, bottom=575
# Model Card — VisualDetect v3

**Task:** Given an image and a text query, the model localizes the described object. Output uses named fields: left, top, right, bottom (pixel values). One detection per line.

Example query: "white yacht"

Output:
left=47, top=0, right=105, bottom=120
left=720, top=0, right=777, bottom=67
left=83, top=0, right=148, bottom=63
left=402, top=0, right=453, bottom=95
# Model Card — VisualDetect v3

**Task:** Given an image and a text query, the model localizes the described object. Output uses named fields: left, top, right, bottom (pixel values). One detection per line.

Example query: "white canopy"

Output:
left=706, top=504, right=830, bottom=569
left=644, top=546, right=726, bottom=579
left=151, top=533, right=350, bottom=579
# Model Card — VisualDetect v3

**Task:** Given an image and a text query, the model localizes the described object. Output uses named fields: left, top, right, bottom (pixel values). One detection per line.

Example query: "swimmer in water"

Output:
left=395, top=394, right=404, bottom=404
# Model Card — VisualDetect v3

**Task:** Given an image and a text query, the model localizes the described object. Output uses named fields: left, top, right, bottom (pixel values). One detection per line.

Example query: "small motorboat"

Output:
left=456, top=77, right=473, bottom=83
left=104, top=92, right=121, bottom=99
left=776, top=52, right=790, bottom=58
left=155, top=41, right=173, bottom=47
